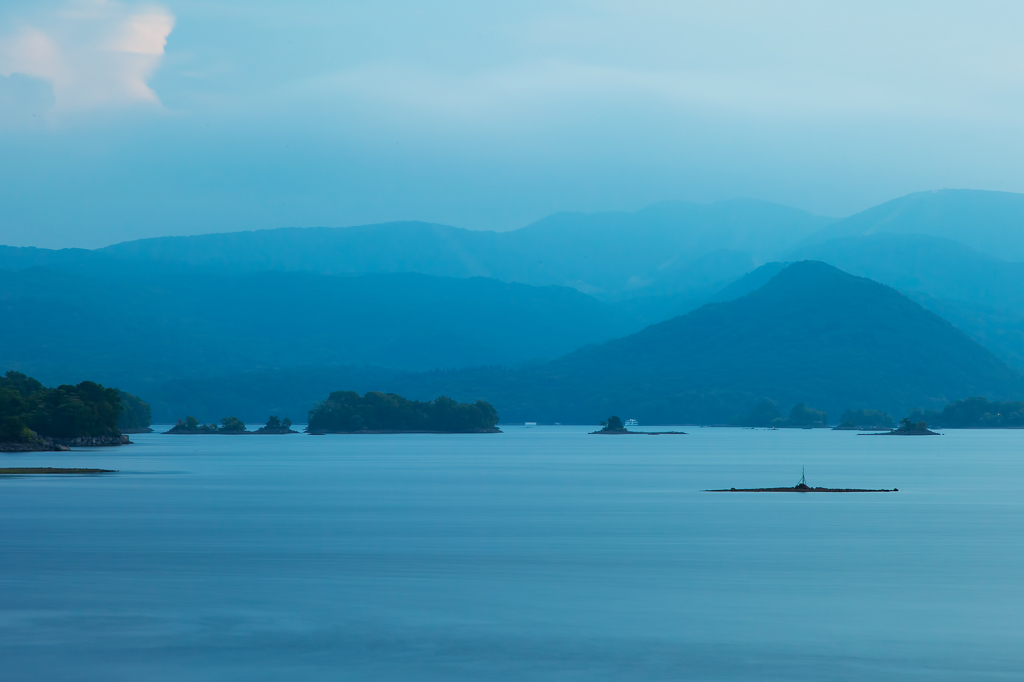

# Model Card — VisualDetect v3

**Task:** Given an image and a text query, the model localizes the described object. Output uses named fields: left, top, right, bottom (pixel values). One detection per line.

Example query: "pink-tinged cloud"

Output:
left=0, top=1, right=175, bottom=112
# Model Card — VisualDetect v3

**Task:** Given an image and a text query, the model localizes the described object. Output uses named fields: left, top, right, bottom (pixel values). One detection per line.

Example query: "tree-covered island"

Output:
left=594, top=415, right=628, bottom=433
left=589, top=415, right=686, bottom=435
left=166, top=416, right=248, bottom=434
left=306, top=391, right=500, bottom=433
left=255, top=416, right=297, bottom=434
left=879, top=417, right=939, bottom=436
left=1, top=371, right=130, bottom=451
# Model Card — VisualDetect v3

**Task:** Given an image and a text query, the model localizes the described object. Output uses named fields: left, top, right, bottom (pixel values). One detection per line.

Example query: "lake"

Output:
left=2, top=426, right=1023, bottom=680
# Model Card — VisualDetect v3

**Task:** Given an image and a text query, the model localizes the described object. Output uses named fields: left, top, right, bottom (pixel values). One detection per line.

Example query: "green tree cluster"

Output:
left=167, top=416, right=247, bottom=433
left=0, top=371, right=122, bottom=442
left=116, top=390, right=152, bottom=430
left=894, top=417, right=933, bottom=434
left=307, top=391, right=498, bottom=433
left=256, top=416, right=295, bottom=433
left=599, top=415, right=626, bottom=432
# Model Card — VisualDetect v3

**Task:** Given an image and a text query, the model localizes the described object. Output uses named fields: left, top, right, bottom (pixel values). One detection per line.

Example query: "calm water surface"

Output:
left=2, top=426, right=1023, bottom=681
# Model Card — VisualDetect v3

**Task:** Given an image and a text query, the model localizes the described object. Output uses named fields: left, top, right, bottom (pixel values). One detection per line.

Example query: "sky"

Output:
left=3, top=0, right=1024, bottom=248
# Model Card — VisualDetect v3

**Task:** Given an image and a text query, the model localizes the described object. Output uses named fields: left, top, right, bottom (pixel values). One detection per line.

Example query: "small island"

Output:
left=254, top=416, right=298, bottom=434
left=589, top=415, right=686, bottom=435
left=306, top=391, right=500, bottom=433
left=166, top=416, right=248, bottom=434
left=706, top=470, right=897, bottom=493
left=866, top=417, right=939, bottom=436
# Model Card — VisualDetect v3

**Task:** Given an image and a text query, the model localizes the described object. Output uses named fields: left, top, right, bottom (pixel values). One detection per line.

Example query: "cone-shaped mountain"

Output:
left=421, top=261, right=1024, bottom=424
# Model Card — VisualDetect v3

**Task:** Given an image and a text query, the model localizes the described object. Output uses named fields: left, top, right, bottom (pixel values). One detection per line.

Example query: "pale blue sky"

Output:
left=3, top=0, right=1024, bottom=248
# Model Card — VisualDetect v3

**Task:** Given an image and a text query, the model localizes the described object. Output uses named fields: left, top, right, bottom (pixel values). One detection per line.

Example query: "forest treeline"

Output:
left=307, top=391, right=499, bottom=433
left=1, top=371, right=119, bottom=442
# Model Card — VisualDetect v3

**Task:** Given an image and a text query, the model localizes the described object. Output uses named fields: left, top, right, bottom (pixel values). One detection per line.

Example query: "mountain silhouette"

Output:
left=134, top=262, right=1024, bottom=423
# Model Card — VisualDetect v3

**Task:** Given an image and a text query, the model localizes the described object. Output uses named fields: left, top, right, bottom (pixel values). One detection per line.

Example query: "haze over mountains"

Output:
left=1, top=199, right=831, bottom=305
left=799, top=190, right=1024, bottom=261
left=0, top=269, right=643, bottom=389
left=133, top=262, right=1024, bottom=423
left=4, top=188, right=1024, bottom=423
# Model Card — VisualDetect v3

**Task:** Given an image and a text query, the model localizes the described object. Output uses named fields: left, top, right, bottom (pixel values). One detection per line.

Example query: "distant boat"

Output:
left=624, top=418, right=639, bottom=427
left=524, top=422, right=537, bottom=426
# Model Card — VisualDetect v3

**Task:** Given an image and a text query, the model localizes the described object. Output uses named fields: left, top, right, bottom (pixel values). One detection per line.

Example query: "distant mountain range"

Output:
left=0, top=199, right=832, bottom=305
left=6, top=188, right=1024, bottom=422
left=798, top=189, right=1024, bottom=261
left=0, top=269, right=644, bottom=391
left=135, top=262, right=1024, bottom=423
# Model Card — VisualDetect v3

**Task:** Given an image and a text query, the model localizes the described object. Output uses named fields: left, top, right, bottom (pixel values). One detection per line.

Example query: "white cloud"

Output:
left=0, top=0, right=174, bottom=113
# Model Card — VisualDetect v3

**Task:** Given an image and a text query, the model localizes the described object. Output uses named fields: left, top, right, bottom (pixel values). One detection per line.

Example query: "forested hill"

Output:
left=0, top=268, right=644, bottom=393
left=494, top=260, right=1024, bottom=422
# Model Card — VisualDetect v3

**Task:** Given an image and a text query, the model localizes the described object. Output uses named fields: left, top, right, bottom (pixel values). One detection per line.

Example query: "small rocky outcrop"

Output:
left=870, top=418, right=939, bottom=436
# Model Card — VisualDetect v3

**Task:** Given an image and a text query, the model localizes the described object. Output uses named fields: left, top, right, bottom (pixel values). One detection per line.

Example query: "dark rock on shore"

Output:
left=46, top=434, right=132, bottom=447
left=0, top=467, right=116, bottom=474
left=0, top=441, right=69, bottom=452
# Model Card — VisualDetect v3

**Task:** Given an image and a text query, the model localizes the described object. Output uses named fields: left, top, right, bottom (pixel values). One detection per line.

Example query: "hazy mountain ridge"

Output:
left=799, top=189, right=1024, bottom=261
left=0, top=268, right=646, bottom=395
left=1, top=199, right=832, bottom=301
left=787, top=233, right=1024, bottom=368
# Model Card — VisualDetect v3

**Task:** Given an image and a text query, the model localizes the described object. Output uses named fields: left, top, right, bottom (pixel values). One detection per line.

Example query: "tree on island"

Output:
left=598, top=416, right=626, bottom=432
left=1, top=371, right=123, bottom=441
left=167, top=416, right=219, bottom=434
left=220, top=417, right=246, bottom=433
left=255, top=416, right=297, bottom=434
left=1, top=416, right=37, bottom=443
left=889, top=417, right=938, bottom=435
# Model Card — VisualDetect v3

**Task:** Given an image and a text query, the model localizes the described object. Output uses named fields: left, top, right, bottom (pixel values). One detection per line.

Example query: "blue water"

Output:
left=2, top=426, right=1023, bottom=681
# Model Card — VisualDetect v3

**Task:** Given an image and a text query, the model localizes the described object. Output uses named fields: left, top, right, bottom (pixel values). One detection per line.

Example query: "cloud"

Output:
left=0, top=0, right=174, bottom=113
